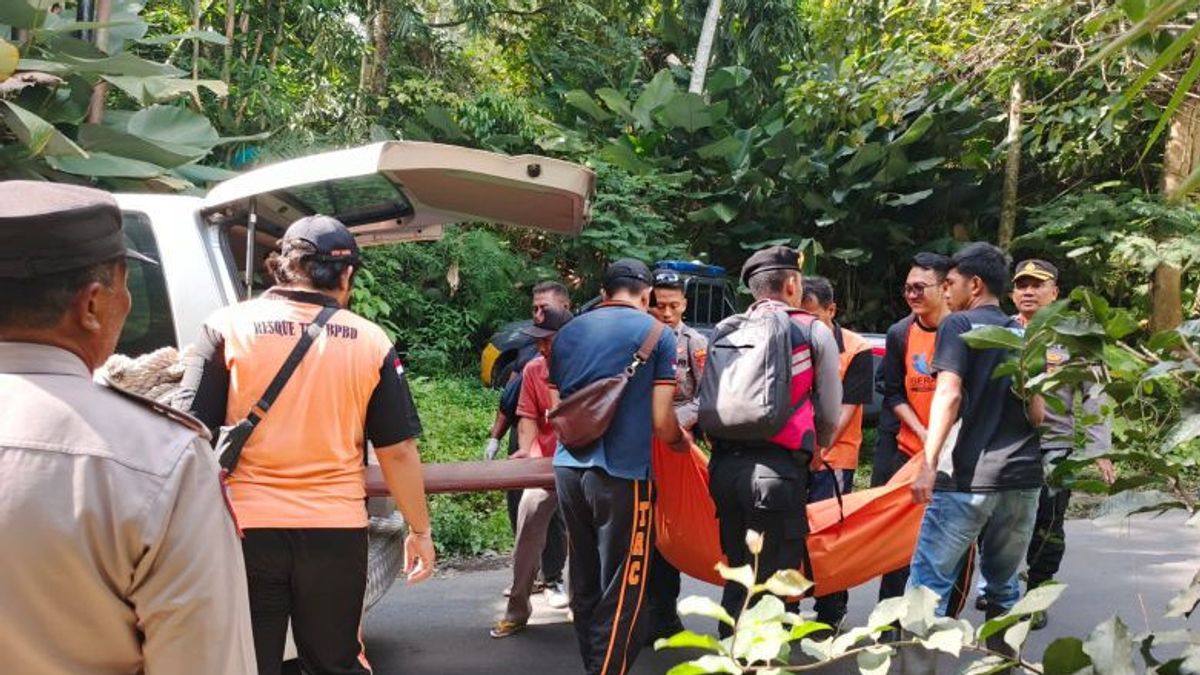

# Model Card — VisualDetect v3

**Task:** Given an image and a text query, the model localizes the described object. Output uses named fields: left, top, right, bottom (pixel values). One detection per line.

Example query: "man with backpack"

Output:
left=798, top=275, right=874, bottom=632
left=548, top=259, right=689, bottom=675
left=908, top=243, right=1044, bottom=626
left=698, top=245, right=843, bottom=632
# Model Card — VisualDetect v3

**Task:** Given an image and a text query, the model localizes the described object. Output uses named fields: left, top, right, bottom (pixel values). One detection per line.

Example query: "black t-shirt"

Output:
left=931, top=304, right=1041, bottom=492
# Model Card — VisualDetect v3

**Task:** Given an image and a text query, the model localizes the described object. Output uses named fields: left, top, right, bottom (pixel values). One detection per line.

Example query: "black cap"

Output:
left=651, top=268, right=685, bottom=289
left=0, top=181, right=156, bottom=278
left=1012, top=259, right=1058, bottom=282
left=283, top=215, right=360, bottom=264
left=603, top=258, right=651, bottom=286
left=520, top=306, right=573, bottom=339
left=740, top=245, right=804, bottom=285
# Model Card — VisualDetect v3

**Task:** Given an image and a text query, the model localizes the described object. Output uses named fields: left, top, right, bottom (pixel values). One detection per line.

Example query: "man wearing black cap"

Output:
left=702, top=245, right=843, bottom=632
left=1006, top=259, right=1114, bottom=629
left=491, top=306, right=573, bottom=638
left=549, top=258, right=689, bottom=675
left=180, top=214, right=435, bottom=675
left=0, top=181, right=256, bottom=673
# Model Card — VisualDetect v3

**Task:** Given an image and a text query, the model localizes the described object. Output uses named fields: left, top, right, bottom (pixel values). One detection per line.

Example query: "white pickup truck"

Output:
left=110, top=140, right=593, bottom=610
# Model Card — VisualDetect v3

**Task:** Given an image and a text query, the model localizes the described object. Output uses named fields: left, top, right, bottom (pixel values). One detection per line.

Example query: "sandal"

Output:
left=489, top=619, right=527, bottom=639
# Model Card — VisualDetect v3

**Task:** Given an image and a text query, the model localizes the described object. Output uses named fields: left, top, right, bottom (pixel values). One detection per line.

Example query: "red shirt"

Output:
left=516, top=356, right=556, bottom=457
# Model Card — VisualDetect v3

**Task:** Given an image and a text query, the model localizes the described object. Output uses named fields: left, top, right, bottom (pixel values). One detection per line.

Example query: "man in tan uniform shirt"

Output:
left=0, top=181, right=257, bottom=674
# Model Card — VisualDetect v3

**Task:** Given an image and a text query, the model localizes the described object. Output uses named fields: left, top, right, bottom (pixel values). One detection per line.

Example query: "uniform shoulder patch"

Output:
left=98, top=376, right=213, bottom=441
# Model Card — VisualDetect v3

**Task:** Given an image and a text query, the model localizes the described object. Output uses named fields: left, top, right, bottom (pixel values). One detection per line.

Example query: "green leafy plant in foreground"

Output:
left=657, top=530, right=1083, bottom=674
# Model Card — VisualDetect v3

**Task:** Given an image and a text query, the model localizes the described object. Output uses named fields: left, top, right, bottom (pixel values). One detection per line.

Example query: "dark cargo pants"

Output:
left=709, top=446, right=809, bottom=637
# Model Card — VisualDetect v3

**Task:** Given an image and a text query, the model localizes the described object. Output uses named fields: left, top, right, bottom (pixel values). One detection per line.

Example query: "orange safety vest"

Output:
left=896, top=320, right=939, bottom=457
left=818, top=327, right=872, bottom=471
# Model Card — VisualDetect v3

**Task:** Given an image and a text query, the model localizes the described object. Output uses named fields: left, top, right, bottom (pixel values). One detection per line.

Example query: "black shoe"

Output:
left=1030, top=610, right=1048, bottom=631
left=811, top=612, right=845, bottom=641
left=974, top=595, right=988, bottom=612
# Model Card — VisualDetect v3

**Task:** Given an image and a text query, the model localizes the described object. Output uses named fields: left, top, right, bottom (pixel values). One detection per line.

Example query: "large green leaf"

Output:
left=101, top=75, right=227, bottom=105
left=38, top=51, right=182, bottom=77
left=894, top=112, right=934, bottom=147
left=137, top=30, right=228, bottom=46
left=677, top=595, right=735, bottom=626
left=666, top=655, right=742, bottom=675
left=79, top=123, right=202, bottom=167
left=1043, top=638, right=1092, bottom=675
left=594, top=88, right=634, bottom=122
left=126, top=105, right=219, bottom=147
left=652, top=630, right=722, bottom=652
left=0, top=0, right=43, bottom=29
left=961, top=325, right=1024, bottom=351
left=633, top=70, right=676, bottom=128
left=46, top=151, right=164, bottom=178
left=707, top=66, right=752, bottom=94
left=564, top=90, right=612, bottom=122
left=0, top=100, right=86, bottom=158
left=422, top=105, right=468, bottom=140
left=659, top=92, right=715, bottom=133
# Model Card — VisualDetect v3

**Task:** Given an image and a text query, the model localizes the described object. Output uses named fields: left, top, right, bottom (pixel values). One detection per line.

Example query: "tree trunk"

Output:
left=367, top=0, right=392, bottom=96
left=689, top=0, right=722, bottom=95
left=86, top=0, right=112, bottom=124
left=1153, top=97, right=1200, bottom=332
left=998, top=79, right=1022, bottom=250
left=192, top=0, right=200, bottom=80
left=220, top=0, right=236, bottom=104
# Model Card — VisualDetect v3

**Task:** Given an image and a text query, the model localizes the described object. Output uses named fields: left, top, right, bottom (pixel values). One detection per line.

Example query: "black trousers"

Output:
left=507, top=433, right=567, bottom=584
left=555, top=467, right=655, bottom=675
left=242, top=528, right=370, bottom=675
left=646, top=548, right=682, bottom=633
left=709, top=447, right=809, bottom=637
left=872, top=430, right=912, bottom=602
left=1026, top=484, right=1071, bottom=588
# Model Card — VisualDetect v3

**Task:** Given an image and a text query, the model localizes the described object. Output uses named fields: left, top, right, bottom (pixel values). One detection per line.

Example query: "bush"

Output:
left=353, top=228, right=552, bottom=376
left=409, top=375, right=513, bottom=557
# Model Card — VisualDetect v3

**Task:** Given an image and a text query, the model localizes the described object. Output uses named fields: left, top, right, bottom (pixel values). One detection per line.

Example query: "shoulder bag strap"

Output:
left=246, top=305, right=338, bottom=425
left=629, top=320, right=665, bottom=371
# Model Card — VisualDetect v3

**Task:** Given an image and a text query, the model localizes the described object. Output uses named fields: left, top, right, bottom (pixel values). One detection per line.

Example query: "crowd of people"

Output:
left=0, top=181, right=1112, bottom=675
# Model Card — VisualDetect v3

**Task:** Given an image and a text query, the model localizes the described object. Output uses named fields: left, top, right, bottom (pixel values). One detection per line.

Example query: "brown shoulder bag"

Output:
left=548, top=320, right=665, bottom=457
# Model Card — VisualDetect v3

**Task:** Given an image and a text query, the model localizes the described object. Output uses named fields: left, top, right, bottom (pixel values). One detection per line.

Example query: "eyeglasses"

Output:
left=902, top=282, right=936, bottom=297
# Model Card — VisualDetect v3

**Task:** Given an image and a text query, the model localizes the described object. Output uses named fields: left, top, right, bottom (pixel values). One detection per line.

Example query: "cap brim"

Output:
left=520, top=327, right=556, bottom=339
left=1012, top=271, right=1053, bottom=282
left=126, top=249, right=158, bottom=266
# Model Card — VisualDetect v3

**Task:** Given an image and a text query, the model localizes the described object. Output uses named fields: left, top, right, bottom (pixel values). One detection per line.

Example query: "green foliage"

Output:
left=0, top=0, right=245, bottom=187
left=1016, top=187, right=1200, bottom=312
left=351, top=228, right=543, bottom=375
left=407, top=375, right=511, bottom=557
left=661, top=540, right=1083, bottom=674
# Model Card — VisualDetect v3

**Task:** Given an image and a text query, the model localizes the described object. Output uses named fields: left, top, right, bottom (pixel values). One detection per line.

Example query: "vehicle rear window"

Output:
left=116, top=211, right=177, bottom=356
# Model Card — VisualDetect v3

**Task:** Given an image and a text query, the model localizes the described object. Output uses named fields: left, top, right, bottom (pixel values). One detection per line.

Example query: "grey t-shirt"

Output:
left=931, top=305, right=1042, bottom=492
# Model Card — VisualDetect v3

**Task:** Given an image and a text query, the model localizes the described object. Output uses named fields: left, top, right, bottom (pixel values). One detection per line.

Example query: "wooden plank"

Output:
left=365, top=457, right=555, bottom=496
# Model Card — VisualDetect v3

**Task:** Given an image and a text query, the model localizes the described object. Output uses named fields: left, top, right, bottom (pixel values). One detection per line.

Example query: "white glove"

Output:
left=484, top=438, right=501, bottom=460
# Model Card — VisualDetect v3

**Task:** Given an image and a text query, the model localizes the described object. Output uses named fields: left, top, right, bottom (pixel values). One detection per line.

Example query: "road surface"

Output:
left=362, top=513, right=1199, bottom=673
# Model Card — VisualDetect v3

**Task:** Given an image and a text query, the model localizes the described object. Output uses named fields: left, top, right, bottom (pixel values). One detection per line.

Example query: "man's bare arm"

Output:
left=912, top=372, right=962, bottom=503
left=652, top=384, right=689, bottom=451
left=376, top=438, right=435, bottom=583
left=513, top=417, right=538, bottom=459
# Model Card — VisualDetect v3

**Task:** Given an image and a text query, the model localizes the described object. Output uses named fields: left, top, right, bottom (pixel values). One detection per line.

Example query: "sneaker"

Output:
left=545, top=581, right=569, bottom=609
left=502, top=585, right=511, bottom=597
left=489, top=619, right=527, bottom=639
left=974, top=595, right=988, bottom=612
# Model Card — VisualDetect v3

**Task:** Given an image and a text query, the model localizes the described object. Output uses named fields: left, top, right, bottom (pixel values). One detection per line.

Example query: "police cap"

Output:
left=0, top=181, right=155, bottom=279
left=740, top=245, right=804, bottom=285
left=1012, top=258, right=1058, bottom=283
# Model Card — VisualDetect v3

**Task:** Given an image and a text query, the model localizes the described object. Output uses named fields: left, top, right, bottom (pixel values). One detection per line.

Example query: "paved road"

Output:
left=362, top=513, right=1199, bottom=673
